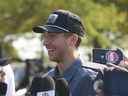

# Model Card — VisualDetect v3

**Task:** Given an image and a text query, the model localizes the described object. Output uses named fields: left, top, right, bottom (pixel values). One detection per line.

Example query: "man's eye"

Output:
left=49, top=33, right=57, bottom=37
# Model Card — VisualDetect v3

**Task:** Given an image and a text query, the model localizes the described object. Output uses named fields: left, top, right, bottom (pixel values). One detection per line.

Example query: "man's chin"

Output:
left=49, top=57, right=56, bottom=61
left=49, top=57, right=59, bottom=62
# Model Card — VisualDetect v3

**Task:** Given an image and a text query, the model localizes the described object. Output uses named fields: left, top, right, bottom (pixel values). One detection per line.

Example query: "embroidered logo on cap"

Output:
left=47, top=14, right=58, bottom=24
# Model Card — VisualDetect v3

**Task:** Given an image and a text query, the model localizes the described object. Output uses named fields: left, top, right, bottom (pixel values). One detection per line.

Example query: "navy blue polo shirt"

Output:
left=47, top=59, right=97, bottom=96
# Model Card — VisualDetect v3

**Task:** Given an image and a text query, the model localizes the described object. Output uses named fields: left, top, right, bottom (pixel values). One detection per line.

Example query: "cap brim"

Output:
left=33, top=25, right=69, bottom=33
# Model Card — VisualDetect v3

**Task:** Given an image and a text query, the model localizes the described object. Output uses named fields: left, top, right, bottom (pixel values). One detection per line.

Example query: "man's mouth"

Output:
left=47, top=49, right=55, bottom=54
left=48, top=49, right=54, bottom=51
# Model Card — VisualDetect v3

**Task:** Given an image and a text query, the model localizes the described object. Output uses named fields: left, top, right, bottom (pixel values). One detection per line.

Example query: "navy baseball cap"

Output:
left=33, top=9, right=85, bottom=37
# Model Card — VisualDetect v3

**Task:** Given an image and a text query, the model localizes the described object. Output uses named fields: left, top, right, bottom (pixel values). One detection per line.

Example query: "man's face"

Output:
left=42, top=32, right=70, bottom=62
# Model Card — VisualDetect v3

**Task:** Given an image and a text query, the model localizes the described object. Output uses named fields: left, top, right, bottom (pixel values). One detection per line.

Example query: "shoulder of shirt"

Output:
left=81, top=61, right=108, bottom=79
left=3, top=64, right=14, bottom=73
left=82, top=61, right=108, bottom=72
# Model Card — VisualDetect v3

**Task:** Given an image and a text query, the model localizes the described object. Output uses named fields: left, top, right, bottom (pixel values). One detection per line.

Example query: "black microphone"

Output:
left=29, top=75, right=55, bottom=96
left=54, top=78, right=70, bottom=96
left=0, top=82, right=7, bottom=95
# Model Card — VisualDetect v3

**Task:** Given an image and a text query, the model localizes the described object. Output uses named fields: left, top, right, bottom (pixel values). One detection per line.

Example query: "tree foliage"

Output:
left=0, top=0, right=128, bottom=57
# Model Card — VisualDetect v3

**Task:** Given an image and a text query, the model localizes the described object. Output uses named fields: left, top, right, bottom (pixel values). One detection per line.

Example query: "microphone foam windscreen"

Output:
left=30, top=75, right=55, bottom=96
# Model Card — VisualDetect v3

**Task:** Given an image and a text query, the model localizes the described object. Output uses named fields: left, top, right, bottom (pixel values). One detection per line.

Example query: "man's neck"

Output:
left=57, top=51, right=79, bottom=75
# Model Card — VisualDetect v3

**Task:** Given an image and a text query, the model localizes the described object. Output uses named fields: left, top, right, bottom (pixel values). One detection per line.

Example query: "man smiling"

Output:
left=33, top=9, right=97, bottom=96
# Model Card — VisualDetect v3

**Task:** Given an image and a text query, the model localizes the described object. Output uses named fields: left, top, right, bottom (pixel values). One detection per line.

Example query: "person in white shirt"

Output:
left=0, top=59, right=15, bottom=96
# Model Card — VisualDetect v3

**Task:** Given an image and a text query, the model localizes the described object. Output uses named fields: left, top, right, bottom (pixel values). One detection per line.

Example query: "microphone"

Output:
left=29, top=75, right=55, bottom=96
left=54, top=78, right=70, bottom=96
left=0, top=82, right=7, bottom=95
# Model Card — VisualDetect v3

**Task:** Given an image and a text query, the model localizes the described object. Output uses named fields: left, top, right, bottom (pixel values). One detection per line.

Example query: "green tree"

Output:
left=0, top=0, right=128, bottom=58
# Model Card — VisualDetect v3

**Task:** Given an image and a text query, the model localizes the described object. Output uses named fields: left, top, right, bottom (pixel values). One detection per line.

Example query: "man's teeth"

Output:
left=48, top=49, right=54, bottom=51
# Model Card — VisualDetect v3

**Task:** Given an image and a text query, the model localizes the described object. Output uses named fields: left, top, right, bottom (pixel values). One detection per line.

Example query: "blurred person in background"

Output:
left=16, top=59, right=44, bottom=91
left=0, top=58, right=15, bottom=96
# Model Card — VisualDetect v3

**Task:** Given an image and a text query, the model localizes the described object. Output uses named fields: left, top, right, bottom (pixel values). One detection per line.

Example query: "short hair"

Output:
left=64, top=33, right=81, bottom=48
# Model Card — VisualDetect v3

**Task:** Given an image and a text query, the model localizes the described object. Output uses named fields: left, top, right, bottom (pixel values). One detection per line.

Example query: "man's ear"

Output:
left=67, top=34, right=78, bottom=47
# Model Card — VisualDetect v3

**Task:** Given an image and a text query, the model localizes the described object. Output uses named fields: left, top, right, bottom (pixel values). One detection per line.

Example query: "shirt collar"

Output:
left=64, top=59, right=82, bottom=82
left=55, top=59, right=82, bottom=82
